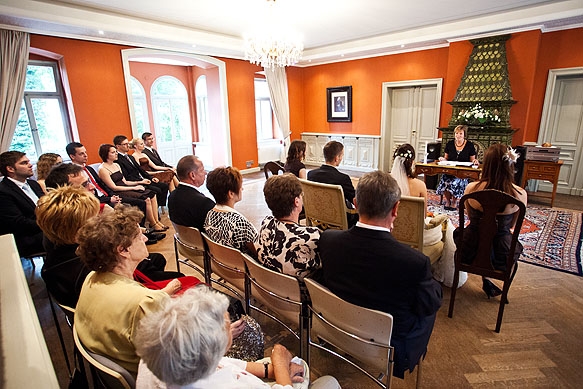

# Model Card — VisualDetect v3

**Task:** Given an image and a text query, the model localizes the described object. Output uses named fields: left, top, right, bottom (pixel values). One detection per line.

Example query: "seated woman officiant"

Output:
left=436, top=125, right=478, bottom=210
left=454, top=143, right=527, bottom=299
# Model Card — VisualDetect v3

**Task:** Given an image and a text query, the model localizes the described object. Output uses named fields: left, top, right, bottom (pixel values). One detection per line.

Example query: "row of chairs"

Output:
left=173, top=223, right=400, bottom=389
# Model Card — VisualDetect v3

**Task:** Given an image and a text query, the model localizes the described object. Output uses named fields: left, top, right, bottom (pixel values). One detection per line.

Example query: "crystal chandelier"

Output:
left=244, top=0, right=303, bottom=69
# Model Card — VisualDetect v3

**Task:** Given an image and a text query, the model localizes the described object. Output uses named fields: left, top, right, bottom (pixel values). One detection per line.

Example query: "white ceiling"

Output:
left=0, top=0, right=582, bottom=66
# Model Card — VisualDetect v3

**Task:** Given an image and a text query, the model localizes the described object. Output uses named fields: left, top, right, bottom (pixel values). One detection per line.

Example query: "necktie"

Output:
left=84, top=166, right=108, bottom=197
left=22, top=182, right=39, bottom=204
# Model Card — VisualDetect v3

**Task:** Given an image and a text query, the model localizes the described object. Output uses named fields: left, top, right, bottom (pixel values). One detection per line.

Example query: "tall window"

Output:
left=151, top=76, right=191, bottom=143
left=130, top=76, right=150, bottom=135
left=195, top=75, right=210, bottom=143
left=254, top=78, right=275, bottom=140
left=9, top=61, right=72, bottom=161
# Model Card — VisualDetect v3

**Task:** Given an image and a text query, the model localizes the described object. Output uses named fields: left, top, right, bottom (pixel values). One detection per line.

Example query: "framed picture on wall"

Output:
left=327, top=86, right=352, bottom=122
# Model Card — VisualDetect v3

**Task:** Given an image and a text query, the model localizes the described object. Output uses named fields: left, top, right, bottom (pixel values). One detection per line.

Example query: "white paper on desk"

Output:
left=438, top=161, right=474, bottom=167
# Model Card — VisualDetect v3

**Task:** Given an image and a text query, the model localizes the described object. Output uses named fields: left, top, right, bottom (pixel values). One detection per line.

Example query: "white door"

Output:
left=380, top=79, right=442, bottom=171
left=538, top=68, right=583, bottom=196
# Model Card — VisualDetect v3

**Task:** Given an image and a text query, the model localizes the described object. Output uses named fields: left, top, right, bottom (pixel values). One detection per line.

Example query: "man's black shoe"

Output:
left=145, top=238, right=158, bottom=245
left=146, top=232, right=166, bottom=241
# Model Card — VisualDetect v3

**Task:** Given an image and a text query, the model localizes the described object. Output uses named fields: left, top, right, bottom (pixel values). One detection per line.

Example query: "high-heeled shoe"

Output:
left=482, top=279, right=502, bottom=299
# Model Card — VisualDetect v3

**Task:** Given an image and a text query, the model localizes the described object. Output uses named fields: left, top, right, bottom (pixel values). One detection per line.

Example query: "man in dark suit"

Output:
left=307, top=140, right=357, bottom=225
left=319, top=170, right=442, bottom=379
left=168, top=155, right=215, bottom=231
left=113, top=135, right=169, bottom=206
left=142, top=132, right=172, bottom=168
left=0, top=151, right=45, bottom=256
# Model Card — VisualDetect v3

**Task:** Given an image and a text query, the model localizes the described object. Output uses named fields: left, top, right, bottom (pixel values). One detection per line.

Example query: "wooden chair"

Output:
left=448, top=189, right=526, bottom=333
left=73, top=324, right=136, bottom=389
left=299, top=179, right=357, bottom=230
left=172, top=223, right=211, bottom=284
left=241, top=253, right=309, bottom=361
left=392, top=195, right=444, bottom=264
left=304, top=278, right=395, bottom=388
left=263, top=161, right=284, bottom=179
left=201, top=232, right=248, bottom=305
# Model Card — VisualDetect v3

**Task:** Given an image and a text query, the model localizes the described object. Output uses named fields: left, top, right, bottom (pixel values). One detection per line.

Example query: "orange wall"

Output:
left=292, top=47, right=450, bottom=137
left=28, top=28, right=583, bottom=168
left=29, top=35, right=134, bottom=163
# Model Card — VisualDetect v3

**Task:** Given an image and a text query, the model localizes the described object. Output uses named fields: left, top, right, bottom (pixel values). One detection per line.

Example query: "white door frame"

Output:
left=379, top=78, right=442, bottom=171
left=538, top=66, right=583, bottom=196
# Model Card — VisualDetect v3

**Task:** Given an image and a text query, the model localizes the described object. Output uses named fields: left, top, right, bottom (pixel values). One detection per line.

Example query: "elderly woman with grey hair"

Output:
left=135, top=286, right=341, bottom=389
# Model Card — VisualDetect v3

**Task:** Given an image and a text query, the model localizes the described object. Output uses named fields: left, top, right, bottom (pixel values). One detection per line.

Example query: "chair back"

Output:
left=392, top=195, right=425, bottom=248
left=264, top=161, right=284, bottom=179
left=299, top=179, right=351, bottom=230
left=172, top=223, right=209, bottom=282
left=201, top=232, right=247, bottom=300
left=241, top=253, right=303, bottom=327
left=72, top=324, right=135, bottom=389
left=456, top=189, right=526, bottom=278
left=304, top=278, right=393, bottom=387
left=392, top=195, right=444, bottom=264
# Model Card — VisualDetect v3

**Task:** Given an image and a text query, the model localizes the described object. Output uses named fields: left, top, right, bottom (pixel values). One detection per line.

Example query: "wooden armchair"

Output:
left=392, top=195, right=444, bottom=264
left=448, top=189, right=526, bottom=333
left=299, top=179, right=357, bottom=230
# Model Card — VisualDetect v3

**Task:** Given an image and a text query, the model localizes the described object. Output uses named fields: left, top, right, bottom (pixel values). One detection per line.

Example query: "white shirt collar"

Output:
left=356, top=221, right=391, bottom=233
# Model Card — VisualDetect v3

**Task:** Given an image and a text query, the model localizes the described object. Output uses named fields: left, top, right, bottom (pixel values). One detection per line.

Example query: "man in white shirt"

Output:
left=0, top=151, right=45, bottom=256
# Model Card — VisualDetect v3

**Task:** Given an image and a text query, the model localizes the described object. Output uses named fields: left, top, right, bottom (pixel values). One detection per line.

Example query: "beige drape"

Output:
left=264, top=66, right=291, bottom=160
left=0, top=29, right=30, bottom=152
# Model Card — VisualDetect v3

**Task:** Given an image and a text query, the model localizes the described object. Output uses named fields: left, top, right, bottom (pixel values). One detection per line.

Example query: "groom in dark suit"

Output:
left=0, top=151, right=45, bottom=256
left=168, top=155, right=215, bottom=231
left=113, top=135, right=169, bottom=206
left=319, top=170, right=442, bottom=379
left=142, top=132, right=172, bottom=168
left=308, top=140, right=357, bottom=226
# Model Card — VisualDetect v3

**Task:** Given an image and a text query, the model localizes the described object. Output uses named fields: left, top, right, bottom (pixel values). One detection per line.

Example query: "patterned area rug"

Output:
left=426, top=191, right=583, bottom=276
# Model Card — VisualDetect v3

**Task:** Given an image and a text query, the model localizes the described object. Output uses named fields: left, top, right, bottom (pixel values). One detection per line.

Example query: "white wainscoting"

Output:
left=302, top=132, right=380, bottom=171
left=258, top=139, right=284, bottom=165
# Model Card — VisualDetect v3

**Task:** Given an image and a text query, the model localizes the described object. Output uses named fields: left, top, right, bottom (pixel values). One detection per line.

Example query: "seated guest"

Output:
left=307, top=140, right=357, bottom=227
left=204, top=166, right=258, bottom=257
left=114, top=134, right=169, bottom=208
left=257, top=174, right=321, bottom=278
left=135, top=286, right=340, bottom=389
left=168, top=155, right=215, bottom=231
left=284, top=140, right=307, bottom=179
left=74, top=206, right=183, bottom=376
left=66, top=141, right=147, bottom=216
left=142, top=132, right=173, bottom=169
left=319, top=170, right=442, bottom=378
left=36, top=152, right=62, bottom=193
left=37, top=186, right=182, bottom=308
left=455, top=143, right=527, bottom=298
left=130, top=137, right=178, bottom=191
left=0, top=151, right=45, bottom=256
left=98, top=143, right=168, bottom=233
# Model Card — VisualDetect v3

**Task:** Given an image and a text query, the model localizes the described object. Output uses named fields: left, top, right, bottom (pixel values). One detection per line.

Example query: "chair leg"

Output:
left=173, top=238, right=181, bottom=273
left=495, top=281, right=510, bottom=333
left=448, top=269, right=460, bottom=318
left=48, top=293, right=73, bottom=376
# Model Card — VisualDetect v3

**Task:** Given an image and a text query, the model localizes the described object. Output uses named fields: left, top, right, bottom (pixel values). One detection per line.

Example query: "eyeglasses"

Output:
left=81, top=180, right=90, bottom=187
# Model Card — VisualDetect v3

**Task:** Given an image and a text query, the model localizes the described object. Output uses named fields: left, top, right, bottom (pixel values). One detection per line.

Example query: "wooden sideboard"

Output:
left=301, top=133, right=380, bottom=171
left=521, top=160, right=563, bottom=207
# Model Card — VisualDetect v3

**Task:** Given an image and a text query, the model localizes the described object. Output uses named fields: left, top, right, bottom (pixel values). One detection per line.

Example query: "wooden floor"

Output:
left=28, top=168, right=583, bottom=388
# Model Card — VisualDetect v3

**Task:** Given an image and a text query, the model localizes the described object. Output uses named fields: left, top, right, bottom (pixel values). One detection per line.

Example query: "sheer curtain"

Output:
left=0, top=29, right=30, bottom=152
left=264, top=66, right=290, bottom=161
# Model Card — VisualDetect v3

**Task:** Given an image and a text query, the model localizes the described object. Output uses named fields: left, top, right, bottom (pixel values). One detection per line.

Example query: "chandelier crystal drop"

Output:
left=244, top=0, right=303, bottom=69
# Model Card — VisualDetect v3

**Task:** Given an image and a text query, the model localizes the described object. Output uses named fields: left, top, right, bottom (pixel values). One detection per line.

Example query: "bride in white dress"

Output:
left=390, top=144, right=466, bottom=288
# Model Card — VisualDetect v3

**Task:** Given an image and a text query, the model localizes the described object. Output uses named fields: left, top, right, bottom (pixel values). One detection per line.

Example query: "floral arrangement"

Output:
left=395, top=149, right=413, bottom=159
left=455, top=104, right=501, bottom=126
